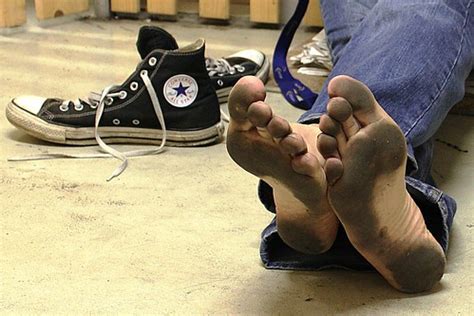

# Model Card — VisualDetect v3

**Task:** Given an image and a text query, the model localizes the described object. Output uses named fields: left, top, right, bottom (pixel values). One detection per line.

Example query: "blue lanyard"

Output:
left=272, top=0, right=318, bottom=110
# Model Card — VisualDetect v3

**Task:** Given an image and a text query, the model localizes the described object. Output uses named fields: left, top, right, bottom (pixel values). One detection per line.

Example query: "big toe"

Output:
left=328, top=75, right=384, bottom=125
left=228, top=76, right=266, bottom=124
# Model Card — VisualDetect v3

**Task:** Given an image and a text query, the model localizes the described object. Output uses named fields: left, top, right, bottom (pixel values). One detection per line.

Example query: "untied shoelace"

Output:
left=8, top=69, right=167, bottom=182
left=206, top=57, right=245, bottom=77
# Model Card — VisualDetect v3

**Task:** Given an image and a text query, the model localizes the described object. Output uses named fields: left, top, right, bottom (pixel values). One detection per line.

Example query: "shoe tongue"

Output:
left=136, top=26, right=179, bottom=59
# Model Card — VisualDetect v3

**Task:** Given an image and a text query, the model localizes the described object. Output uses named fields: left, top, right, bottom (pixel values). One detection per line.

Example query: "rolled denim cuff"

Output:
left=258, top=176, right=455, bottom=270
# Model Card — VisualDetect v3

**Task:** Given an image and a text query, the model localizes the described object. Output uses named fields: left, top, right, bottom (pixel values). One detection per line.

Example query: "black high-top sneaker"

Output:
left=137, top=26, right=270, bottom=104
left=206, top=50, right=270, bottom=104
left=6, top=26, right=224, bottom=148
left=6, top=26, right=225, bottom=180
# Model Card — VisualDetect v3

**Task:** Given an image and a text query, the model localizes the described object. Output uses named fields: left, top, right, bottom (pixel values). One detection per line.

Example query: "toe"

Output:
left=280, top=133, right=307, bottom=156
left=327, top=97, right=360, bottom=138
left=327, top=97, right=352, bottom=122
left=228, top=76, right=266, bottom=127
left=267, top=115, right=292, bottom=139
left=317, top=133, right=340, bottom=160
left=324, top=158, right=344, bottom=185
left=327, top=75, right=374, bottom=111
left=327, top=75, right=384, bottom=125
left=248, top=101, right=273, bottom=127
left=340, top=116, right=360, bottom=139
left=319, top=114, right=346, bottom=147
left=291, top=153, right=319, bottom=176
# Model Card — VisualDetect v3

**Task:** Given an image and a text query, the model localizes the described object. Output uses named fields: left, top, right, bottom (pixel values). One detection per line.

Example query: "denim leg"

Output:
left=260, top=0, right=474, bottom=270
left=320, top=0, right=378, bottom=63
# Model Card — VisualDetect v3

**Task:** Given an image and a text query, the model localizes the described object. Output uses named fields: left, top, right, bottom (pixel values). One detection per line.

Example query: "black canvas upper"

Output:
left=28, top=26, right=221, bottom=132
left=136, top=26, right=179, bottom=58
left=135, top=26, right=265, bottom=92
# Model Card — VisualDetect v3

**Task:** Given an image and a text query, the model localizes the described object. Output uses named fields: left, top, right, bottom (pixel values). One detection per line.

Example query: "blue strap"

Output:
left=273, top=0, right=318, bottom=110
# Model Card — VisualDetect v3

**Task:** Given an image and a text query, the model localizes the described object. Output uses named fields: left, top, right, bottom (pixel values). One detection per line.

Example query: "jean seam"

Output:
left=405, top=1, right=472, bottom=138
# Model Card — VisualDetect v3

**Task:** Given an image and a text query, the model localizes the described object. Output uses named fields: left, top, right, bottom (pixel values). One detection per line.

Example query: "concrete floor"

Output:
left=1, top=19, right=473, bottom=314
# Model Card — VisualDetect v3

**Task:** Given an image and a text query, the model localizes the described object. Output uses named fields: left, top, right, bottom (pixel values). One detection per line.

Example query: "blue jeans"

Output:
left=259, top=0, right=474, bottom=270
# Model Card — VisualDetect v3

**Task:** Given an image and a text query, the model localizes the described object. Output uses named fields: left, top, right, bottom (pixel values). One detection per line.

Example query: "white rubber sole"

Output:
left=216, top=55, right=271, bottom=104
left=6, top=102, right=225, bottom=147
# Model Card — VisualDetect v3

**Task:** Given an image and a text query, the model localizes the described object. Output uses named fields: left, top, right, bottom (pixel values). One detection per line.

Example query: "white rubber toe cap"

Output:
left=228, top=49, right=265, bottom=66
left=12, top=96, right=47, bottom=115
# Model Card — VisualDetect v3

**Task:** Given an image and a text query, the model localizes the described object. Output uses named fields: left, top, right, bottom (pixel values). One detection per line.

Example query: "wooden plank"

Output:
left=250, top=0, right=279, bottom=24
left=199, top=0, right=230, bottom=20
left=0, top=0, right=26, bottom=28
left=34, top=0, right=89, bottom=20
left=178, top=0, right=247, bottom=15
left=110, top=0, right=140, bottom=13
left=303, top=0, right=324, bottom=27
left=148, top=0, right=177, bottom=15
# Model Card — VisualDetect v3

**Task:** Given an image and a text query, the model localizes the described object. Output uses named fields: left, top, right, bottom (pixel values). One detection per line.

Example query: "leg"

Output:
left=314, top=1, right=473, bottom=292
left=226, top=76, right=338, bottom=254
left=259, top=0, right=473, bottom=292
left=320, top=0, right=378, bottom=62
left=301, top=0, right=473, bottom=251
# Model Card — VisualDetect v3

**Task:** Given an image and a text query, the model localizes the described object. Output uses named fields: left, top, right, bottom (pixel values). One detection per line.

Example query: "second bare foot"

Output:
left=227, top=76, right=339, bottom=254
left=319, top=75, right=446, bottom=293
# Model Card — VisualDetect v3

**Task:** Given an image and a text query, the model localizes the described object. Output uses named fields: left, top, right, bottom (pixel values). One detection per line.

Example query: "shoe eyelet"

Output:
left=149, top=57, right=157, bottom=66
left=140, top=70, right=148, bottom=77
left=238, top=66, right=245, bottom=72
left=90, top=103, right=98, bottom=109
left=132, top=119, right=140, bottom=126
left=112, top=119, right=120, bottom=125
left=119, top=91, right=127, bottom=99
left=217, top=79, right=224, bottom=87
left=105, top=97, right=114, bottom=106
left=59, top=104, right=69, bottom=112
left=74, top=103, right=84, bottom=111
left=130, top=82, right=139, bottom=91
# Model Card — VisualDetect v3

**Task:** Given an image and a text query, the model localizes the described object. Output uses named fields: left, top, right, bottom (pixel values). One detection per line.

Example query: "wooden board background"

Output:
left=35, top=0, right=89, bottom=20
left=147, top=0, right=178, bottom=15
left=250, top=0, right=279, bottom=23
left=0, top=0, right=26, bottom=28
left=199, top=0, right=230, bottom=19
left=110, top=0, right=140, bottom=14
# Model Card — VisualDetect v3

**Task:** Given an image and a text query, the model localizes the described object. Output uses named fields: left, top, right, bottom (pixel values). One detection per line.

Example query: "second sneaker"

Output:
left=138, top=26, right=270, bottom=104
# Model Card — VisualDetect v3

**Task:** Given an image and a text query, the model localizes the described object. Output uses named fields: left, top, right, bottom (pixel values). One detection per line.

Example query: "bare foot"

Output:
left=227, top=76, right=339, bottom=254
left=319, top=75, right=446, bottom=293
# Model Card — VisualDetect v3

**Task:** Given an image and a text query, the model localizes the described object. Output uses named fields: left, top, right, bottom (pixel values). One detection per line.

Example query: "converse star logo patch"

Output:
left=163, top=74, right=198, bottom=108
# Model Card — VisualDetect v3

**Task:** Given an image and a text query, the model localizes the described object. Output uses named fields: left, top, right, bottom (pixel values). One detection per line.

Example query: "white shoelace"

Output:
left=206, top=58, right=245, bottom=77
left=9, top=71, right=167, bottom=182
